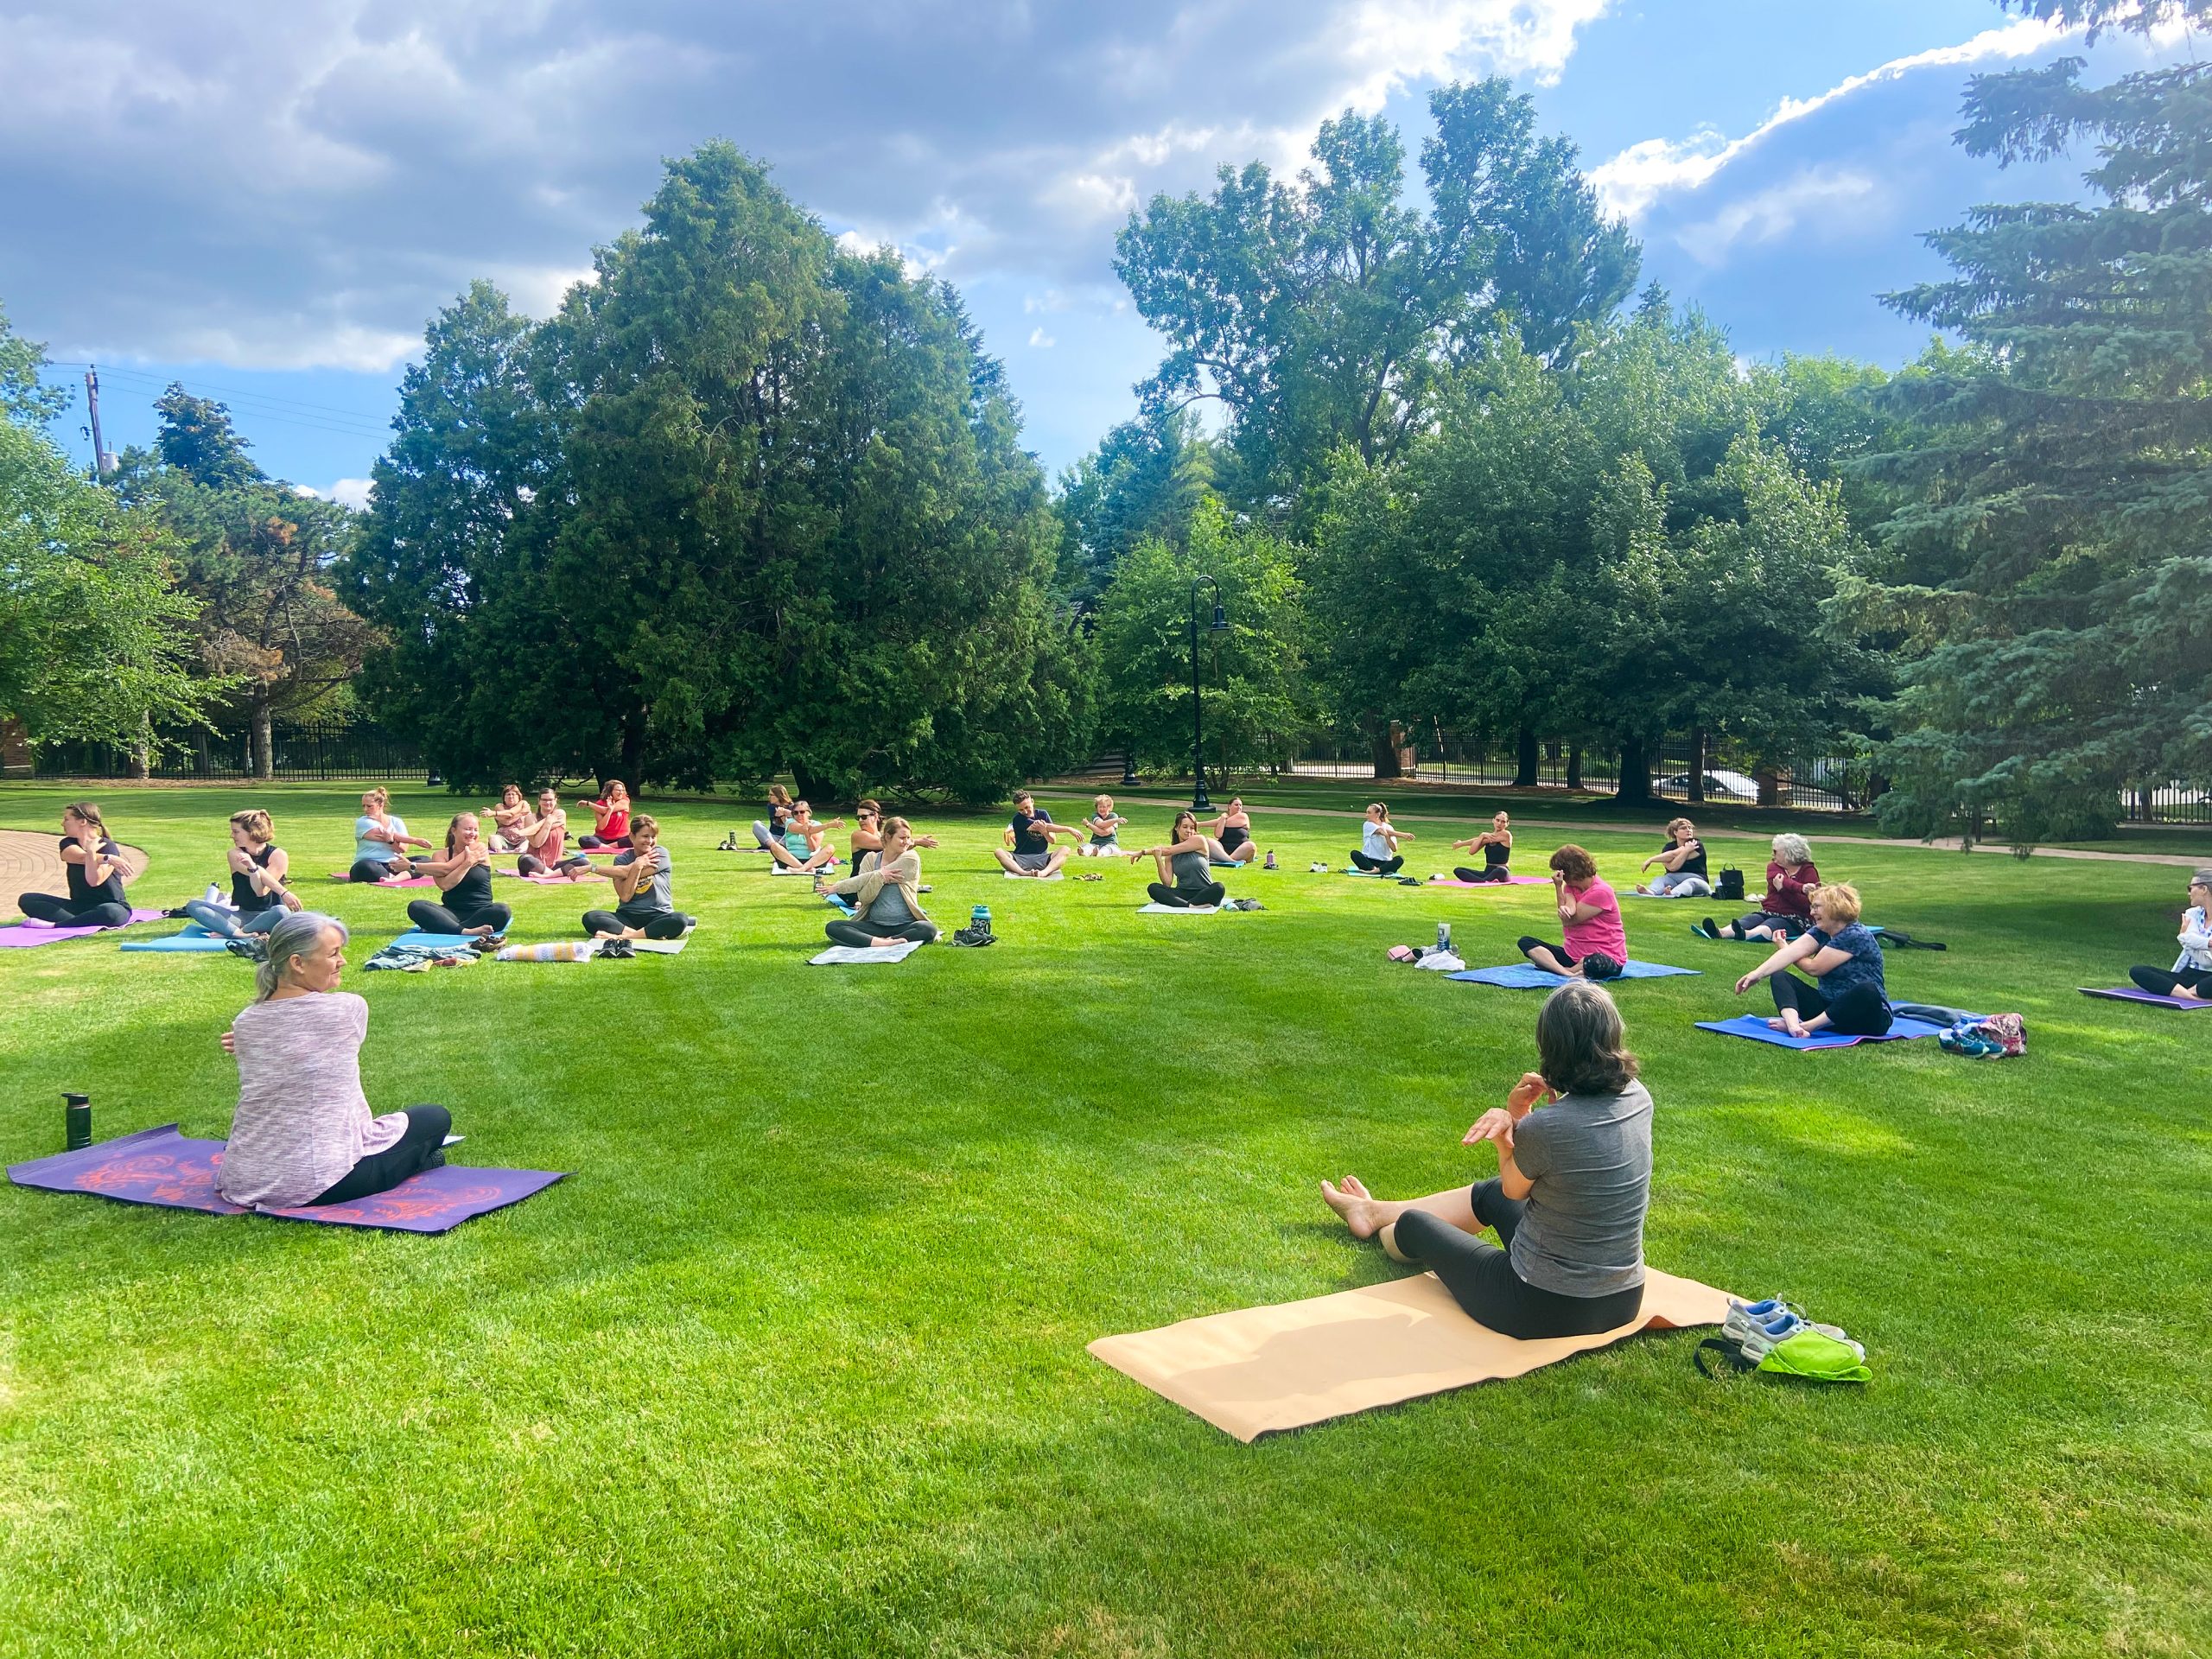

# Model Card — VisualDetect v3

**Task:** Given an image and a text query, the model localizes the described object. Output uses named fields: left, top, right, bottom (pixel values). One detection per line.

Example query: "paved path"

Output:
left=0, top=830, right=151, bottom=900
left=1054, top=793, right=2210, bottom=870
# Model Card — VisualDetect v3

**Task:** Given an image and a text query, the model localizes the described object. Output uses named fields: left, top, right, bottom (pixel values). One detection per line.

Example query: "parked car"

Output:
left=1656, top=769, right=1762, bottom=802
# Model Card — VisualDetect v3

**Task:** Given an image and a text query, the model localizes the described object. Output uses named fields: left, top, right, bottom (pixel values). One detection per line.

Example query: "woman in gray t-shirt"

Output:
left=582, top=815, right=695, bottom=943
left=1133, top=811, right=1227, bottom=909
left=1320, top=981, right=1653, bottom=1338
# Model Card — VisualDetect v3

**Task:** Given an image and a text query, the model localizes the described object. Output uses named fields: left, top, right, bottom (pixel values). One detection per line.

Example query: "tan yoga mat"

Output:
left=1088, top=1266, right=1732, bottom=1441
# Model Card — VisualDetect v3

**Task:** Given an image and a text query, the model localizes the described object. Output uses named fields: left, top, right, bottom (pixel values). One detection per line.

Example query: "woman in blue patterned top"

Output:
left=1729, top=881, right=1889, bottom=1038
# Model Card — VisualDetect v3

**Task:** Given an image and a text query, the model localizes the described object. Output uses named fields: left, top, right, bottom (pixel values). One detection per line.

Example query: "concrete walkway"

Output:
left=1053, top=792, right=2210, bottom=870
left=0, top=830, right=150, bottom=901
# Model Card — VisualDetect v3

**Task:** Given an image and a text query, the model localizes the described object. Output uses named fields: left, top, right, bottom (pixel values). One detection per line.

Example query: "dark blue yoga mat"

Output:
left=1694, top=1013, right=1951, bottom=1050
left=8, top=1124, right=565, bottom=1233
left=1448, top=961, right=1700, bottom=989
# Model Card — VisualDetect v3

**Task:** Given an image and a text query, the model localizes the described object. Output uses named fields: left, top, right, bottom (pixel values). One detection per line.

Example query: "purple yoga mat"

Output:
left=2078, top=986, right=2212, bottom=1010
left=8, top=1124, right=565, bottom=1233
left=0, top=906, right=165, bottom=948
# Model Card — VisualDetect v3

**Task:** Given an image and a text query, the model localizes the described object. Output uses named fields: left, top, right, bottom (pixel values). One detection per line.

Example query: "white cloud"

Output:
left=1028, top=326, right=1057, bottom=348
left=299, top=477, right=375, bottom=510
left=1588, top=16, right=2069, bottom=222
left=1674, top=167, right=1882, bottom=267
left=1332, top=0, right=1615, bottom=109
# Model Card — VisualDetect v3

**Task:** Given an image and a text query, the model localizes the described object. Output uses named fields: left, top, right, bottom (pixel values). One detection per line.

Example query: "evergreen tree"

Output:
left=1863, top=3, right=2212, bottom=845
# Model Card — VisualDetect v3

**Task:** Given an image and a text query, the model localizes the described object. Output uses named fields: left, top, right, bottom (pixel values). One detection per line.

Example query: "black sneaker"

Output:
left=1697, top=918, right=1722, bottom=940
left=597, top=938, right=637, bottom=959
left=224, top=937, right=265, bottom=963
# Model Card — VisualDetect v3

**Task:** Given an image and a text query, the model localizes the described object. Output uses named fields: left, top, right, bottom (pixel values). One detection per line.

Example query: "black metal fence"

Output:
left=1282, top=734, right=1860, bottom=811
left=2120, top=784, right=2212, bottom=826
left=33, top=720, right=425, bottom=782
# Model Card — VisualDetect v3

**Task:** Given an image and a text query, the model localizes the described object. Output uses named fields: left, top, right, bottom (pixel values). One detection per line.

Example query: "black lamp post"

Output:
left=1189, top=575, right=1227, bottom=809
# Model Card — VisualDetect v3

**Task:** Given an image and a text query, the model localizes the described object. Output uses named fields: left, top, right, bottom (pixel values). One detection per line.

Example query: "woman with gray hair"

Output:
left=1319, top=982, right=1653, bottom=1338
left=1700, top=832, right=1821, bottom=944
left=214, top=912, right=453, bottom=1211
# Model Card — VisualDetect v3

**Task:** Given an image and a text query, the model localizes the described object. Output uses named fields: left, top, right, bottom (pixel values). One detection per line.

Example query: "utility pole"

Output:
left=85, top=365, right=113, bottom=479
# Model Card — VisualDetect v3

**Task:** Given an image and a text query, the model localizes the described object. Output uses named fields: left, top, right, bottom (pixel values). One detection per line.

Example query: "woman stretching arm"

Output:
left=1350, top=803, right=1413, bottom=874
left=821, top=818, right=938, bottom=947
left=1729, top=882, right=1891, bottom=1037
left=16, top=803, right=136, bottom=929
left=582, top=816, right=694, bottom=941
left=184, top=809, right=302, bottom=944
left=1133, top=811, right=1227, bottom=908
left=406, top=813, right=513, bottom=940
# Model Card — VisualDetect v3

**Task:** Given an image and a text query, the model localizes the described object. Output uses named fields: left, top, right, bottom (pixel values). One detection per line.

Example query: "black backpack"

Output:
left=1717, top=868, right=1746, bottom=902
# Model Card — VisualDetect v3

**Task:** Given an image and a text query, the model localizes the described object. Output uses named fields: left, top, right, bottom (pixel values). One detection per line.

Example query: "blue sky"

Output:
left=3, top=1, right=2189, bottom=503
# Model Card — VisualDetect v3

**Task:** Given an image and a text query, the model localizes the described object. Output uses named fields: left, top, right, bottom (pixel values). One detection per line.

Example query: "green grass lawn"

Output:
left=2, top=781, right=2207, bottom=1657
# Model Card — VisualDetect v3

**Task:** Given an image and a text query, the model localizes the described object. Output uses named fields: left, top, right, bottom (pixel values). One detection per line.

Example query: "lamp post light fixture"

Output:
left=1189, top=575, right=1228, bottom=810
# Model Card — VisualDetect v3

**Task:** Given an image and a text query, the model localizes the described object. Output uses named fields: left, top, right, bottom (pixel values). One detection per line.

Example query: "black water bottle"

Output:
left=64, top=1092, right=92, bottom=1152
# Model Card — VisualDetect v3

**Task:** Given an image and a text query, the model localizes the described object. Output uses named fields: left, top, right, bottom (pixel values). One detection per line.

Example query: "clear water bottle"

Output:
left=1437, top=921, right=1452, bottom=953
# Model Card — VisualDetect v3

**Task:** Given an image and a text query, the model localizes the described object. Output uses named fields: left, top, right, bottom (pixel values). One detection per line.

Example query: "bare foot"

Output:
left=1319, top=1176, right=1391, bottom=1239
left=866, top=935, right=902, bottom=948
left=2177, top=984, right=2206, bottom=1001
left=1766, top=1017, right=1789, bottom=1031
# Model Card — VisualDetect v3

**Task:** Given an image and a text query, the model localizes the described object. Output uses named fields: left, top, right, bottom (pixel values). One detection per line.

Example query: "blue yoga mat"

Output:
left=1694, top=1012, right=1952, bottom=1050
left=1447, top=961, right=1700, bottom=989
left=388, top=931, right=482, bottom=951
left=120, top=922, right=230, bottom=954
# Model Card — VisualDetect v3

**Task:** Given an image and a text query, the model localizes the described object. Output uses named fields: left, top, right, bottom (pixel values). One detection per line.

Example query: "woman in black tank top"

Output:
left=183, top=809, right=300, bottom=940
left=407, top=812, right=514, bottom=939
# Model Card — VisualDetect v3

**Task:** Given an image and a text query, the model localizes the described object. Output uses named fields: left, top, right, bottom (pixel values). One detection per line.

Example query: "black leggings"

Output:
left=306, top=1106, right=451, bottom=1205
left=582, top=905, right=691, bottom=940
left=1770, top=973, right=1892, bottom=1036
left=347, top=858, right=405, bottom=885
left=517, top=852, right=586, bottom=877
left=1351, top=850, right=1403, bottom=874
left=1148, top=880, right=1225, bottom=908
left=1731, top=911, right=1804, bottom=939
left=1391, top=1179, right=1644, bottom=1339
left=1516, top=936, right=1580, bottom=969
left=2128, top=964, right=2210, bottom=997
left=1454, top=864, right=1511, bottom=883
left=825, top=915, right=940, bottom=948
left=17, top=892, right=133, bottom=928
left=406, top=898, right=513, bottom=935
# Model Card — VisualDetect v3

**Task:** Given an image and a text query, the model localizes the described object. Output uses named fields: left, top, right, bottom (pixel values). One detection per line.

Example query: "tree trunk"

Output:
left=791, top=760, right=837, bottom=802
left=1755, top=766, right=1781, bottom=808
left=1688, top=729, right=1707, bottom=803
left=252, top=702, right=274, bottom=781
left=1514, top=727, right=1538, bottom=788
left=1615, top=735, right=1652, bottom=804
left=619, top=722, right=646, bottom=791
left=1567, top=745, right=1583, bottom=791
left=1369, top=722, right=1402, bottom=781
left=129, top=714, right=151, bottom=781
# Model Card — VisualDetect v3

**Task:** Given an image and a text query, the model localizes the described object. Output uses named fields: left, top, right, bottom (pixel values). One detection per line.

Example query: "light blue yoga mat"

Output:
left=388, top=931, right=482, bottom=951
left=1446, top=961, right=1701, bottom=989
left=1694, top=1012, right=1951, bottom=1050
left=120, top=922, right=230, bottom=954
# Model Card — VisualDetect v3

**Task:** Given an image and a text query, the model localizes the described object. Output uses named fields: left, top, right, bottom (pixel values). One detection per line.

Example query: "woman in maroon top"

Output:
left=1700, top=833, right=1819, bottom=943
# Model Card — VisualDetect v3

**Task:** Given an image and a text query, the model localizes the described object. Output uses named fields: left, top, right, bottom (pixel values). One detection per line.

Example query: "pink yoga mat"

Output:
left=0, top=907, right=165, bottom=948
left=1427, top=875, right=1548, bottom=888
left=326, top=872, right=435, bottom=887
left=8, top=1124, right=565, bottom=1233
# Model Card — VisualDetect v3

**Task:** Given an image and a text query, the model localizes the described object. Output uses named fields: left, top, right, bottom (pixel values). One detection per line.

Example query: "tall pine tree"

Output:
left=1864, top=0, right=2212, bottom=845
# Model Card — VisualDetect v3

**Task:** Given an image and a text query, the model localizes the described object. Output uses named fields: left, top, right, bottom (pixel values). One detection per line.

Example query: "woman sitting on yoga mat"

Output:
left=1700, top=833, right=1818, bottom=942
left=183, top=810, right=302, bottom=943
left=1134, top=810, right=1227, bottom=908
left=406, top=813, right=513, bottom=941
left=514, top=789, right=588, bottom=878
left=16, top=802, right=135, bottom=930
left=486, top=784, right=531, bottom=853
left=1730, top=881, right=1891, bottom=1038
left=818, top=817, right=938, bottom=948
left=1516, top=845, right=1626, bottom=980
left=1198, top=798, right=1260, bottom=865
left=2126, top=869, right=2212, bottom=1000
left=348, top=787, right=429, bottom=883
left=578, top=780, right=632, bottom=849
left=582, top=815, right=694, bottom=941
left=1319, top=981, right=1651, bottom=1339
left=1636, top=817, right=1711, bottom=897
left=849, top=799, right=936, bottom=857
left=1351, top=802, right=1413, bottom=874
left=768, top=799, right=842, bottom=872
left=996, top=790, right=1077, bottom=877
left=1451, top=811, right=1514, bottom=883
left=216, top=911, right=453, bottom=1211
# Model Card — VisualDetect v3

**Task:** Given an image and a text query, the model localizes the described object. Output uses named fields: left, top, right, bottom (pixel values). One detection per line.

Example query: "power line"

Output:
left=43, top=361, right=396, bottom=440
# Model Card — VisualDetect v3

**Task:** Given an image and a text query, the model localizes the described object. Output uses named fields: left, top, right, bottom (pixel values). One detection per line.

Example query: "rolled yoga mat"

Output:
left=7, top=1124, right=565, bottom=1234
left=1089, top=1267, right=1732, bottom=1442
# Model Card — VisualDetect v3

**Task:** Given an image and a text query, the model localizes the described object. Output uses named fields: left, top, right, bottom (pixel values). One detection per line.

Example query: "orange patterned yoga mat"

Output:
left=1089, top=1267, right=1732, bottom=1441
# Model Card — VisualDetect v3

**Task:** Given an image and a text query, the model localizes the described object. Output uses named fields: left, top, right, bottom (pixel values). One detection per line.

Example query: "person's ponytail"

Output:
left=256, top=912, right=346, bottom=1002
